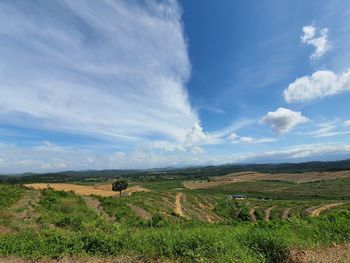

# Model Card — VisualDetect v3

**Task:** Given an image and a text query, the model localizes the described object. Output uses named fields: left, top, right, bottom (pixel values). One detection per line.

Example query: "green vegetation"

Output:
left=0, top=184, right=23, bottom=211
left=112, top=180, right=128, bottom=196
left=1, top=169, right=350, bottom=262
left=0, top=208, right=349, bottom=262
left=199, top=178, right=350, bottom=200
left=2, top=158, right=350, bottom=185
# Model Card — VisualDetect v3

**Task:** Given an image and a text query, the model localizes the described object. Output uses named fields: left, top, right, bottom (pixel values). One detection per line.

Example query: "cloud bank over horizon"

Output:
left=0, top=1, right=350, bottom=173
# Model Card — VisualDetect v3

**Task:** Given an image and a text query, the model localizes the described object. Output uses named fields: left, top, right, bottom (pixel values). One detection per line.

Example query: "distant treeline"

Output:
left=1, top=159, right=350, bottom=184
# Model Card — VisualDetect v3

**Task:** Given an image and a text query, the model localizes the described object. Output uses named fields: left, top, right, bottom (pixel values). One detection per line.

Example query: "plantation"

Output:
left=1, top=171, right=350, bottom=262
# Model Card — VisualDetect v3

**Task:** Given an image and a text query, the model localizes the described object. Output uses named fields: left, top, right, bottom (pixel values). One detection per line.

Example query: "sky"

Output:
left=0, top=0, right=350, bottom=173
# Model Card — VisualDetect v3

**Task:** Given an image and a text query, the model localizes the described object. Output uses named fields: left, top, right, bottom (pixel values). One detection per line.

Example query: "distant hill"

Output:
left=1, top=159, right=350, bottom=184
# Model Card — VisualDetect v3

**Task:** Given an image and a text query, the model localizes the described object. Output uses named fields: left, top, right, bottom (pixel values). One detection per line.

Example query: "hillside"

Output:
left=1, top=169, right=350, bottom=262
left=2, top=159, right=350, bottom=184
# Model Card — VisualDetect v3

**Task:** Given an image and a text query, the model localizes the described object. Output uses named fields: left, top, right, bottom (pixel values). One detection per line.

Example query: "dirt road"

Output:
left=174, top=193, right=185, bottom=217
left=310, top=203, right=343, bottom=217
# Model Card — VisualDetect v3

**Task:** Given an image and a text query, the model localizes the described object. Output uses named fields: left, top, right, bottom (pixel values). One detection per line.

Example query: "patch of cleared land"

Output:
left=289, top=243, right=350, bottom=263
left=184, top=170, right=350, bottom=189
left=24, top=183, right=149, bottom=197
left=174, top=192, right=185, bottom=217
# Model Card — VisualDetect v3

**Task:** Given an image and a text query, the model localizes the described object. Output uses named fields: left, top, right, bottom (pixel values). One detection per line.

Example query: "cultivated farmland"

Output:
left=1, top=169, right=350, bottom=262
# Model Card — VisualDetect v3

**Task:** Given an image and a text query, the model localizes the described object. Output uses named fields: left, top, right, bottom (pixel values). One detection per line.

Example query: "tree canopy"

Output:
left=112, top=180, right=128, bottom=196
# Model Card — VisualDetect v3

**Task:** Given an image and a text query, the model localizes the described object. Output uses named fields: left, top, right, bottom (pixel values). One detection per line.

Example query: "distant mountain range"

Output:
left=1, top=158, right=350, bottom=184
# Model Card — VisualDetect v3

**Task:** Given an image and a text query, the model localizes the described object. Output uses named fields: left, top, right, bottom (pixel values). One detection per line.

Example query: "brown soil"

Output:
left=6, top=190, right=40, bottom=229
left=174, top=193, right=185, bottom=217
left=288, top=243, right=350, bottom=263
left=82, top=196, right=114, bottom=221
left=282, top=208, right=291, bottom=219
left=0, top=225, right=13, bottom=235
left=25, top=183, right=149, bottom=197
left=264, top=205, right=277, bottom=221
left=249, top=207, right=257, bottom=222
left=310, top=203, right=344, bottom=217
left=126, top=203, right=152, bottom=220
left=184, top=170, right=350, bottom=189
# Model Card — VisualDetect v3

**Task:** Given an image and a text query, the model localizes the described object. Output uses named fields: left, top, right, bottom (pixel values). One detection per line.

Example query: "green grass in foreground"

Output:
left=1, top=211, right=349, bottom=262
left=0, top=185, right=23, bottom=211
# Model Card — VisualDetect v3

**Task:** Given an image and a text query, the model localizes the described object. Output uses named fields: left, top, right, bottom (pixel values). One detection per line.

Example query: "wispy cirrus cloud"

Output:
left=0, top=0, right=197, bottom=145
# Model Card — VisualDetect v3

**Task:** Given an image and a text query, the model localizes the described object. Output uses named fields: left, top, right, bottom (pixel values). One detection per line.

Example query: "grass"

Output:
left=1, top=178, right=350, bottom=262
left=198, top=178, right=350, bottom=200
left=0, top=185, right=23, bottom=211
left=0, top=211, right=349, bottom=262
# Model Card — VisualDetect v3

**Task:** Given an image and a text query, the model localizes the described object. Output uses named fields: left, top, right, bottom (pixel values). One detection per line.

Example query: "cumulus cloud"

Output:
left=283, top=70, right=350, bottom=103
left=345, top=120, right=350, bottom=127
left=262, top=108, right=308, bottom=134
left=184, top=123, right=206, bottom=148
left=301, top=25, right=331, bottom=61
left=0, top=0, right=197, bottom=144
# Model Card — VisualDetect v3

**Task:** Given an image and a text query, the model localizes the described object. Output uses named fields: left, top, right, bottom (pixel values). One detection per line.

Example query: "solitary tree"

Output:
left=112, top=180, right=128, bottom=197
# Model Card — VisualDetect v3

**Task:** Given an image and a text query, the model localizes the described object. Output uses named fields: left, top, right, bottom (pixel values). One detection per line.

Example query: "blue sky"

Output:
left=0, top=0, right=350, bottom=173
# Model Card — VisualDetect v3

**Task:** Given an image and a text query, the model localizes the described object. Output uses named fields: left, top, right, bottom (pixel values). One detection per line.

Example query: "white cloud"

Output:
left=0, top=0, right=197, bottom=144
left=227, top=133, right=277, bottom=144
left=283, top=70, right=350, bottom=103
left=184, top=123, right=206, bottom=148
left=227, top=133, right=239, bottom=141
left=301, top=25, right=331, bottom=61
left=0, top=158, right=6, bottom=168
left=345, top=120, right=350, bottom=127
left=262, top=108, right=308, bottom=134
left=305, top=120, right=350, bottom=138
left=239, top=137, right=254, bottom=144
left=232, top=143, right=350, bottom=163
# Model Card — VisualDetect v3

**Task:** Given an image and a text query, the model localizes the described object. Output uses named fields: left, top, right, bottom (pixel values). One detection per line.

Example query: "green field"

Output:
left=1, top=175, right=350, bottom=262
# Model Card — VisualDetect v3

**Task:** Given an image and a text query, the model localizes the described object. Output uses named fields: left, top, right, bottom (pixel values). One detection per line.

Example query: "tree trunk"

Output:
left=119, top=190, right=122, bottom=197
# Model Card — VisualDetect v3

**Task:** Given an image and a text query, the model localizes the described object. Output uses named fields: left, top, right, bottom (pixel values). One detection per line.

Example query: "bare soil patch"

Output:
left=174, top=193, right=185, bottom=217
left=264, top=205, right=277, bottom=221
left=126, top=203, right=152, bottom=220
left=25, top=183, right=149, bottom=197
left=6, top=190, right=40, bottom=229
left=288, top=243, right=350, bottom=263
left=82, top=196, right=114, bottom=221
left=282, top=208, right=291, bottom=219
left=0, top=225, right=13, bottom=235
left=310, top=203, right=344, bottom=217
left=249, top=207, right=257, bottom=222
left=184, top=170, right=350, bottom=189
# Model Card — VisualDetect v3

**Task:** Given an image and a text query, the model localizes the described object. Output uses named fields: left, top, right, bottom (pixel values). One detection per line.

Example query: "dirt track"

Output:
left=127, top=204, right=152, bottom=220
left=174, top=193, right=185, bottom=217
left=282, top=208, right=291, bottom=219
left=264, top=206, right=277, bottom=221
left=249, top=207, right=257, bottom=222
left=310, top=203, right=343, bottom=217
left=82, top=196, right=114, bottom=221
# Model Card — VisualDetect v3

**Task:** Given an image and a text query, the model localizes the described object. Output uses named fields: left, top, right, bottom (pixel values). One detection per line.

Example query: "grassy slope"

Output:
left=0, top=178, right=350, bottom=262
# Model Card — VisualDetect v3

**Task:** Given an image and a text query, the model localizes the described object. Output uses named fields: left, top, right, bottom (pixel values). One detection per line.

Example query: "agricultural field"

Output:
left=0, top=170, right=350, bottom=262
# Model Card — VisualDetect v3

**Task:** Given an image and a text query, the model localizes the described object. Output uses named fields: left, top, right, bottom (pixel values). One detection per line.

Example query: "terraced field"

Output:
left=1, top=174, right=350, bottom=262
left=9, top=178, right=350, bottom=224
